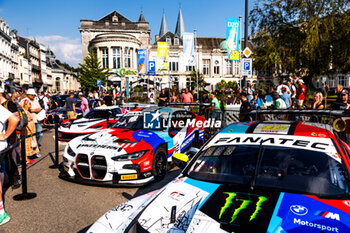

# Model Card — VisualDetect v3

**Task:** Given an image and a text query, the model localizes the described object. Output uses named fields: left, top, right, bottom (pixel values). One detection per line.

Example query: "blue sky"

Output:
left=0, top=0, right=252, bottom=67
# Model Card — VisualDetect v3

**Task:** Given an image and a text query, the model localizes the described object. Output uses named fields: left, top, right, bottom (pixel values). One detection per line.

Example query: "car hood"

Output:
left=89, top=176, right=350, bottom=233
left=70, top=128, right=169, bottom=156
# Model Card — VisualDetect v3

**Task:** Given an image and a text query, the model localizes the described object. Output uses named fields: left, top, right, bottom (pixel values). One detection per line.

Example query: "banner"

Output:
left=183, top=32, right=195, bottom=67
left=226, top=18, right=240, bottom=61
left=137, top=49, right=147, bottom=74
left=157, top=42, right=168, bottom=71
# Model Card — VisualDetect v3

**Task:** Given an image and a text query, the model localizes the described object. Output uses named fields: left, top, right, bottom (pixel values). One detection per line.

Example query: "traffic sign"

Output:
left=97, top=79, right=101, bottom=87
left=243, top=47, right=252, bottom=58
left=148, top=61, right=156, bottom=72
left=241, top=58, right=252, bottom=76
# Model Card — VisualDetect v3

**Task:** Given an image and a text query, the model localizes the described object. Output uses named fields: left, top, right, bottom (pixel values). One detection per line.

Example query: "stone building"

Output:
left=46, top=49, right=80, bottom=93
left=0, top=18, right=12, bottom=89
left=80, top=9, right=256, bottom=92
left=80, top=11, right=151, bottom=88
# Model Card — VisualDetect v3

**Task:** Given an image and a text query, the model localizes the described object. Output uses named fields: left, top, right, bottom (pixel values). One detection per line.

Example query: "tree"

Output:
left=250, top=0, right=350, bottom=82
left=78, top=50, right=109, bottom=91
left=187, top=70, right=206, bottom=92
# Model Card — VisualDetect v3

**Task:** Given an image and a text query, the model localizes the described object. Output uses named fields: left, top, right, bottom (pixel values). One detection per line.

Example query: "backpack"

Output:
left=4, top=100, right=28, bottom=131
left=39, top=97, right=45, bottom=109
left=16, top=106, right=29, bottom=131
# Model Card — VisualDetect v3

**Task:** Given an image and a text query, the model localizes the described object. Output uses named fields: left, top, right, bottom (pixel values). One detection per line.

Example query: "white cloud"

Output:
left=34, top=35, right=82, bottom=67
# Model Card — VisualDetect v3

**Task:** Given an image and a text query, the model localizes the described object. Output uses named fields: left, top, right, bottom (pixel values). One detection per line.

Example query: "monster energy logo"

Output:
left=219, top=192, right=267, bottom=223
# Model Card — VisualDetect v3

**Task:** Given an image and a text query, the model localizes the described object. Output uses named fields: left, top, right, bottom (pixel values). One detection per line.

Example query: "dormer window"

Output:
left=112, top=15, right=118, bottom=22
left=166, top=37, right=171, bottom=45
left=174, top=37, right=179, bottom=45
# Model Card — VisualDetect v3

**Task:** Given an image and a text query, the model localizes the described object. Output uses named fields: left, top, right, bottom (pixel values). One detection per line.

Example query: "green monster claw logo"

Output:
left=219, top=192, right=267, bottom=223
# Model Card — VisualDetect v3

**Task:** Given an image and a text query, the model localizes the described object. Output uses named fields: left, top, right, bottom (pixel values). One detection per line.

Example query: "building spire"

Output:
left=175, top=8, right=185, bottom=38
left=138, top=11, right=146, bottom=22
left=159, top=12, right=169, bottom=38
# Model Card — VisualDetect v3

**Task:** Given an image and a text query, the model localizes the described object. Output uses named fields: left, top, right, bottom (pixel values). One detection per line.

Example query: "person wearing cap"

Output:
left=79, top=92, right=89, bottom=116
left=296, top=79, right=306, bottom=109
left=65, top=92, right=76, bottom=119
left=332, top=89, right=350, bottom=110
left=27, top=88, right=43, bottom=146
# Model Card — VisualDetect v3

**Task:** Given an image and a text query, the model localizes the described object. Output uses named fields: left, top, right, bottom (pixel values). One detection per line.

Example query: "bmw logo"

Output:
left=290, top=205, right=308, bottom=216
left=90, top=152, right=94, bottom=156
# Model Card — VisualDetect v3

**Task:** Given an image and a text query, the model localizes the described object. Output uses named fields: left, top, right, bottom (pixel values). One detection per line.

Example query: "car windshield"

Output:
left=84, top=110, right=111, bottom=119
left=185, top=145, right=349, bottom=196
left=111, top=113, right=144, bottom=130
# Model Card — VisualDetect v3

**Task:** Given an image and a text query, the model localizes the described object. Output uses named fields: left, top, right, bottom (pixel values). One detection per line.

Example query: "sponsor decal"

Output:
left=143, top=161, right=150, bottom=166
left=180, top=133, right=195, bottom=151
left=169, top=191, right=185, bottom=201
left=172, top=177, right=185, bottom=183
left=219, top=192, right=267, bottom=223
left=120, top=174, right=138, bottom=180
left=77, top=144, right=120, bottom=150
left=254, top=124, right=290, bottom=134
left=311, top=132, right=317, bottom=136
left=344, top=201, right=350, bottom=207
left=315, top=211, right=340, bottom=221
left=293, top=218, right=339, bottom=232
left=290, top=205, right=308, bottom=216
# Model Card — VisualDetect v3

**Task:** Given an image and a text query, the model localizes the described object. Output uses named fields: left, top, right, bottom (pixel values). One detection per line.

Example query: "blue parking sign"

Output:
left=148, top=61, right=156, bottom=72
left=241, top=58, right=252, bottom=76
left=97, top=79, right=101, bottom=87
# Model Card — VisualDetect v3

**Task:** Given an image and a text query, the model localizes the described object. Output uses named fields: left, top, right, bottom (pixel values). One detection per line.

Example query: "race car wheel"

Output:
left=152, top=147, right=167, bottom=181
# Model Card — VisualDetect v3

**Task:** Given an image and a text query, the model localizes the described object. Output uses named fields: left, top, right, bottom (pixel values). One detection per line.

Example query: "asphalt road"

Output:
left=1, top=130, right=181, bottom=233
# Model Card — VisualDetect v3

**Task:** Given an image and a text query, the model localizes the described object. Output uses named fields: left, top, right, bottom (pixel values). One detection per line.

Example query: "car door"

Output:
left=170, top=110, right=197, bottom=154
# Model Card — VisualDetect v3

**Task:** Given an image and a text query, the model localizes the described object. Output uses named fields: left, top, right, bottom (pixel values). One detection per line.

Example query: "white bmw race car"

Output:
left=60, top=107, right=206, bottom=186
left=58, top=106, right=127, bottom=142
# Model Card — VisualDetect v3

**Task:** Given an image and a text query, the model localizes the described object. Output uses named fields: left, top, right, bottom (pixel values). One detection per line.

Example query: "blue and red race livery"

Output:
left=60, top=107, right=206, bottom=186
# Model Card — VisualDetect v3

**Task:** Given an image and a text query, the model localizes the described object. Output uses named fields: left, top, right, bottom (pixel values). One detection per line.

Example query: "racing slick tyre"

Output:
left=152, top=147, right=167, bottom=181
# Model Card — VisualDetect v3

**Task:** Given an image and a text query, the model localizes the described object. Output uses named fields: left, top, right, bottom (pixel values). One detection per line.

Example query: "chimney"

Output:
left=155, top=35, right=160, bottom=42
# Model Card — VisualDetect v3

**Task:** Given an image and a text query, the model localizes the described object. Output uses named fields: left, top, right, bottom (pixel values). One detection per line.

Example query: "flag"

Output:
left=226, top=18, right=240, bottom=61
left=157, top=42, right=168, bottom=71
left=183, top=32, right=195, bottom=66
left=137, top=49, right=147, bottom=74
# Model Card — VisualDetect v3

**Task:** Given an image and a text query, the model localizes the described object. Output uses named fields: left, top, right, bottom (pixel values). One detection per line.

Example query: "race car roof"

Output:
left=220, top=121, right=334, bottom=139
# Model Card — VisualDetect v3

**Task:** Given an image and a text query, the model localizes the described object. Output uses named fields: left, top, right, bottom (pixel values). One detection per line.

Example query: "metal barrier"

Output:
left=0, top=116, right=59, bottom=201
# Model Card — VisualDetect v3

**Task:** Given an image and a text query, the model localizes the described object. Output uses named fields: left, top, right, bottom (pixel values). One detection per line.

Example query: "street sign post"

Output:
left=241, top=58, right=252, bottom=76
left=243, top=47, right=252, bottom=58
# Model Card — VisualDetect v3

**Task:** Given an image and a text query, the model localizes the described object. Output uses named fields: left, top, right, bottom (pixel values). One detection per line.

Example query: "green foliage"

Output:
left=250, top=0, right=350, bottom=81
left=77, top=50, right=109, bottom=91
left=216, top=80, right=239, bottom=91
left=187, top=70, right=206, bottom=92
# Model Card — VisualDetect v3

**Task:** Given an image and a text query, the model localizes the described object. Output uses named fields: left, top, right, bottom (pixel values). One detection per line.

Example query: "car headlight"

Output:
left=61, top=122, right=71, bottom=128
left=111, top=150, right=148, bottom=161
left=67, top=145, right=76, bottom=157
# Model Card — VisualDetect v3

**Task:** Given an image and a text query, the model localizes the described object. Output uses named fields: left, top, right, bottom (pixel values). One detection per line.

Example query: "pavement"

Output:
left=1, top=129, right=180, bottom=233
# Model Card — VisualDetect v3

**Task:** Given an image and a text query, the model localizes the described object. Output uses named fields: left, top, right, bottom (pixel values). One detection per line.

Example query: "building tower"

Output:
left=159, top=12, right=169, bottom=38
left=174, top=8, right=185, bottom=38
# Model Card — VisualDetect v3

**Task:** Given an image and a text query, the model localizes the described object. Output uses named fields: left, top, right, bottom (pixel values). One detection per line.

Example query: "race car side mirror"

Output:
left=173, top=153, right=189, bottom=169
